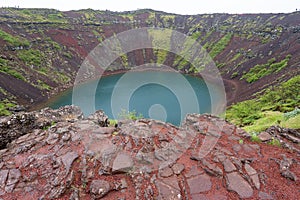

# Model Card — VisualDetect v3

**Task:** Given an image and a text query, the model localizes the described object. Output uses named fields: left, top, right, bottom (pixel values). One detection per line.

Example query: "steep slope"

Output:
left=0, top=8, right=299, bottom=111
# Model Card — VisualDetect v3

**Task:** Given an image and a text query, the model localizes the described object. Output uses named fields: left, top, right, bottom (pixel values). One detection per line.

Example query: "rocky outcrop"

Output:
left=0, top=106, right=299, bottom=199
left=0, top=105, right=83, bottom=149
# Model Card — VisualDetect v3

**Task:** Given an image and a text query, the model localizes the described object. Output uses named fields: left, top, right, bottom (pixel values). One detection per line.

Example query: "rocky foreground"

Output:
left=0, top=106, right=299, bottom=199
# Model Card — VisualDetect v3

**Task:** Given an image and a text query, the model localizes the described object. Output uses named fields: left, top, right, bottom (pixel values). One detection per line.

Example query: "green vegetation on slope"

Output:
left=148, top=29, right=172, bottom=65
left=0, top=58, right=26, bottom=81
left=18, top=49, right=43, bottom=66
left=0, top=99, right=16, bottom=116
left=118, top=109, right=143, bottom=120
left=226, top=75, right=300, bottom=132
left=7, top=8, right=67, bottom=23
left=209, top=33, right=232, bottom=59
left=242, top=55, right=291, bottom=83
left=0, top=29, right=30, bottom=47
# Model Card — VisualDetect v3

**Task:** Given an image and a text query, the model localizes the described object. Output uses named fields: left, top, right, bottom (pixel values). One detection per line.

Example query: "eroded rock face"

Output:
left=0, top=105, right=83, bottom=149
left=0, top=107, right=299, bottom=199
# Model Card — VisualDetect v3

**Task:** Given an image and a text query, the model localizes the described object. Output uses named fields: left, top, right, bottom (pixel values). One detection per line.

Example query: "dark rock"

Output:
left=187, top=174, right=212, bottom=193
left=0, top=169, right=8, bottom=186
left=228, top=135, right=241, bottom=141
left=159, top=166, right=173, bottom=177
left=0, top=113, right=36, bottom=149
left=46, top=133, right=59, bottom=145
left=92, top=127, right=115, bottom=135
left=5, top=169, right=21, bottom=193
left=232, top=144, right=241, bottom=152
left=37, top=106, right=83, bottom=123
left=171, top=163, right=185, bottom=175
left=244, top=163, right=257, bottom=176
left=8, top=105, right=26, bottom=113
left=90, top=180, right=111, bottom=199
left=87, top=110, right=109, bottom=127
left=69, top=188, right=79, bottom=200
left=112, top=153, right=133, bottom=174
left=222, top=124, right=235, bottom=135
left=236, top=128, right=251, bottom=138
left=201, top=159, right=223, bottom=177
left=155, top=177, right=181, bottom=200
left=60, top=151, right=79, bottom=174
left=185, top=166, right=204, bottom=178
left=100, top=145, right=117, bottom=173
left=211, top=194, right=228, bottom=200
left=226, top=172, right=253, bottom=198
left=214, top=152, right=227, bottom=162
left=191, top=194, right=209, bottom=200
left=223, top=159, right=236, bottom=172
left=258, top=191, right=274, bottom=200
left=258, top=132, right=272, bottom=142
left=245, top=164, right=260, bottom=189
left=281, top=170, right=298, bottom=181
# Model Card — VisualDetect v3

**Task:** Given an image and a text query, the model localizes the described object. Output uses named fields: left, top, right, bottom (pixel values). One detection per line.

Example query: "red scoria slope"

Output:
left=0, top=106, right=299, bottom=199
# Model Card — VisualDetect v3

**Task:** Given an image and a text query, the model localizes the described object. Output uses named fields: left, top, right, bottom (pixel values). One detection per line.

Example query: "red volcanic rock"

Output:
left=0, top=106, right=299, bottom=199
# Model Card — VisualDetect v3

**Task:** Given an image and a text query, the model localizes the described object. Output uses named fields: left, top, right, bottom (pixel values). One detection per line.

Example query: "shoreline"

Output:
left=30, top=68, right=238, bottom=112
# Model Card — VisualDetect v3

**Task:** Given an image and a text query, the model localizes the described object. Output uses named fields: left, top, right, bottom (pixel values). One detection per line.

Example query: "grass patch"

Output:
left=267, top=138, right=281, bottom=147
left=209, top=33, right=232, bottom=58
left=250, top=132, right=261, bottom=142
left=148, top=29, right=172, bottom=65
left=0, top=29, right=30, bottom=47
left=0, top=58, right=26, bottom=81
left=231, top=72, right=238, bottom=79
left=18, top=49, right=43, bottom=66
left=109, top=119, right=118, bottom=127
left=0, top=99, right=16, bottom=116
left=242, top=55, right=291, bottom=83
left=243, top=111, right=283, bottom=132
left=36, top=80, right=52, bottom=90
left=281, top=114, right=300, bottom=129
left=118, top=109, right=143, bottom=120
left=226, top=75, right=300, bottom=131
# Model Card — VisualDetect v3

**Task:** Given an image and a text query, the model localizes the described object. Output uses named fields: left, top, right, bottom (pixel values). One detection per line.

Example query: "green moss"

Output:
left=18, top=49, right=43, bottom=66
left=191, top=31, right=202, bottom=40
left=0, top=29, right=30, bottom=47
left=242, top=55, right=291, bottom=83
left=226, top=99, right=262, bottom=126
left=120, top=54, right=129, bottom=68
left=118, top=109, right=143, bottom=120
left=148, top=29, right=172, bottom=65
left=231, top=72, right=238, bottom=79
left=250, top=133, right=261, bottom=143
left=243, top=111, right=283, bottom=132
left=282, top=115, right=300, bottom=129
left=109, top=119, right=118, bottom=127
left=267, top=138, right=281, bottom=147
left=0, top=66, right=26, bottom=81
left=0, top=99, right=16, bottom=116
left=209, top=33, right=232, bottom=58
left=230, top=53, right=241, bottom=63
left=0, top=87, right=7, bottom=95
left=54, top=71, right=71, bottom=83
left=36, top=80, right=52, bottom=90
left=62, top=52, right=72, bottom=59
left=217, top=62, right=225, bottom=68
left=44, top=38, right=62, bottom=50
left=0, top=58, right=26, bottom=81
left=161, top=15, right=175, bottom=27
left=227, top=76, right=300, bottom=131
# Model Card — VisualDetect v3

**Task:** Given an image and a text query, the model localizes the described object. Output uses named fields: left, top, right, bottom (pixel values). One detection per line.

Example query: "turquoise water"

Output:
left=47, top=71, right=223, bottom=125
